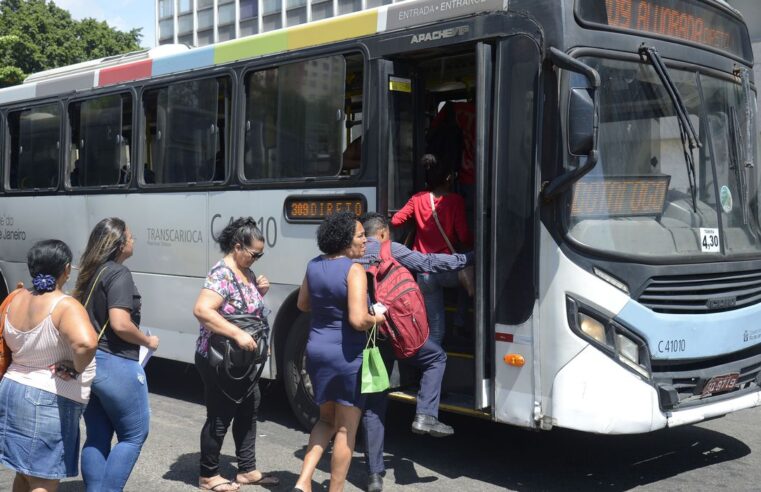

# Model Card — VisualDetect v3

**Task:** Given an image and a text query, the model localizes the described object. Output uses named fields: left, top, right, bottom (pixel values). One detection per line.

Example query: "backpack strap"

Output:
left=377, top=240, right=395, bottom=277
left=84, top=266, right=111, bottom=341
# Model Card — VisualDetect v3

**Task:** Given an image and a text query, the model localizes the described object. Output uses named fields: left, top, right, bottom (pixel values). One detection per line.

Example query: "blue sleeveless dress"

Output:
left=305, top=256, right=367, bottom=408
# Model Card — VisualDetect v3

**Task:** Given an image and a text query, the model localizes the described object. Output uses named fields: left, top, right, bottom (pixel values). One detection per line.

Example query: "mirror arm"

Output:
left=543, top=48, right=601, bottom=201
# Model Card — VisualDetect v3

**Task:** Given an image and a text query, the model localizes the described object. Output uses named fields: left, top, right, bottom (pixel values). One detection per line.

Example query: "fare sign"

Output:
left=577, top=0, right=749, bottom=58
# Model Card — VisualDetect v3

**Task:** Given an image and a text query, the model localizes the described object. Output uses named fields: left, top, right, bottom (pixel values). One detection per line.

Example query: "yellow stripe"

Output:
left=446, top=352, right=474, bottom=359
left=387, top=391, right=491, bottom=419
left=288, top=10, right=378, bottom=50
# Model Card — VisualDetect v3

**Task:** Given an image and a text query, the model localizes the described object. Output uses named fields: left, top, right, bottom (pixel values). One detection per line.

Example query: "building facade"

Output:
left=155, top=0, right=396, bottom=46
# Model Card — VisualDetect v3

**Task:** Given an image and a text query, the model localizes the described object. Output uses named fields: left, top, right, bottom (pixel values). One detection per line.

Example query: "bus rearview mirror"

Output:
left=568, top=87, right=595, bottom=156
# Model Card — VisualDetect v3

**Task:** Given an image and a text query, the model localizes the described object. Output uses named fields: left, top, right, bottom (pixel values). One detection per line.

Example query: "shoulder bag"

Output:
left=206, top=266, right=270, bottom=383
left=0, top=289, right=23, bottom=378
left=429, top=192, right=475, bottom=297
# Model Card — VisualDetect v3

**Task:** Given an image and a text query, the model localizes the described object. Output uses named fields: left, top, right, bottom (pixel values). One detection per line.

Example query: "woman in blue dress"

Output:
left=294, top=212, right=386, bottom=492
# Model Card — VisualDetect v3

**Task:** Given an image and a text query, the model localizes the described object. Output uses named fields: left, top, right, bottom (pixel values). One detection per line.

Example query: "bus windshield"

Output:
left=565, top=56, right=761, bottom=260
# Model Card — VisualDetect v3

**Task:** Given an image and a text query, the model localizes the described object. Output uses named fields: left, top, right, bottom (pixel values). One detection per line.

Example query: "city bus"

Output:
left=1, top=0, right=760, bottom=434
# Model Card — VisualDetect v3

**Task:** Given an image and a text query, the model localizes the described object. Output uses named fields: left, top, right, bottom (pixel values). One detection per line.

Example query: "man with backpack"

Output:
left=356, top=212, right=473, bottom=492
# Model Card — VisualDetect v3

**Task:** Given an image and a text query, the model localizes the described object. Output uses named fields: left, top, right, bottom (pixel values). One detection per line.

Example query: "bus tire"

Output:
left=283, top=312, right=318, bottom=431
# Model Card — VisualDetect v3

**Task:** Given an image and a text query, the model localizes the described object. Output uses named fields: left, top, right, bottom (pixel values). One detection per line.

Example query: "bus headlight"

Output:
left=567, top=297, right=652, bottom=379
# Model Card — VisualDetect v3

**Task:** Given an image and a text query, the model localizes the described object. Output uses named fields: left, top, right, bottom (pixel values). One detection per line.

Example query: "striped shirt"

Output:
left=4, top=295, right=95, bottom=404
left=356, top=237, right=472, bottom=273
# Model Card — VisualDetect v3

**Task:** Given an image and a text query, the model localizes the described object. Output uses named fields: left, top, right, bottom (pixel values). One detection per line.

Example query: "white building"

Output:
left=155, top=0, right=395, bottom=46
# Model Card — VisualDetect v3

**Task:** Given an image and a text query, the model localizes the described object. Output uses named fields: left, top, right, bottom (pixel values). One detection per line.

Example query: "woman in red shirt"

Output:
left=391, top=154, right=472, bottom=346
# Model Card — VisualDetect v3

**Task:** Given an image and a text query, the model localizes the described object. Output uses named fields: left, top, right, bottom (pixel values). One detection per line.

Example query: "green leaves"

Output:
left=0, top=0, right=142, bottom=88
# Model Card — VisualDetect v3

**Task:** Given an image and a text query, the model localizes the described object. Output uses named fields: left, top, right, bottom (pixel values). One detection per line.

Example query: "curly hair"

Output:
left=317, top=212, right=358, bottom=255
left=216, top=217, right=265, bottom=254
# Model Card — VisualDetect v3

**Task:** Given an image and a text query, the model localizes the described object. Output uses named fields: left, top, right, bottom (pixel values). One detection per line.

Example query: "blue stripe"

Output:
left=616, top=300, right=761, bottom=360
left=152, top=46, right=216, bottom=77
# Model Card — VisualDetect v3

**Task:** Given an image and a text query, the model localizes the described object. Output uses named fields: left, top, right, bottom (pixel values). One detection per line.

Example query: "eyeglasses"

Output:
left=241, top=245, right=264, bottom=260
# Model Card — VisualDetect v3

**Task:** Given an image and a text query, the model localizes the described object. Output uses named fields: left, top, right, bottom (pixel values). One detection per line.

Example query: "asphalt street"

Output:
left=1, top=358, right=760, bottom=491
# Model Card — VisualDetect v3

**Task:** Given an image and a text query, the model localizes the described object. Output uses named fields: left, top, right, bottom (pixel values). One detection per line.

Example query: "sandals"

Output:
left=199, top=479, right=240, bottom=491
left=238, top=473, right=280, bottom=486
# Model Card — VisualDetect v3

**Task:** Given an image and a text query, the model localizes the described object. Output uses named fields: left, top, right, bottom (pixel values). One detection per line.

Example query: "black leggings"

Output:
left=195, top=351, right=261, bottom=478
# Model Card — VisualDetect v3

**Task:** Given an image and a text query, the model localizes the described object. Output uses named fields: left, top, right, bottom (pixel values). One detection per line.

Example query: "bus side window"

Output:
left=8, top=104, right=61, bottom=190
left=141, top=76, right=231, bottom=185
left=243, top=53, right=364, bottom=180
left=68, top=93, right=132, bottom=188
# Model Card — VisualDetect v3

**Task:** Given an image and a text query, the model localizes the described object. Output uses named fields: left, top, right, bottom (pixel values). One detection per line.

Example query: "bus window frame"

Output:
left=572, top=0, right=753, bottom=65
left=137, top=68, right=238, bottom=190
left=64, top=87, right=137, bottom=191
left=237, top=48, right=369, bottom=186
left=3, top=99, right=64, bottom=195
left=556, top=47, right=760, bottom=266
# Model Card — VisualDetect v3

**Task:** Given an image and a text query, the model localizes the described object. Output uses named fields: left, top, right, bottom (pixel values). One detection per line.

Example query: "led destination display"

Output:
left=571, top=176, right=670, bottom=218
left=285, top=195, right=367, bottom=222
left=577, top=0, right=750, bottom=59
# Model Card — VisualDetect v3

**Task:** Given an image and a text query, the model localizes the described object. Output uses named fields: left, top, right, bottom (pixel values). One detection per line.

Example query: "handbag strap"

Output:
left=0, top=289, right=23, bottom=337
left=210, top=264, right=250, bottom=312
left=365, top=322, right=377, bottom=350
left=84, top=266, right=111, bottom=341
left=429, top=192, right=456, bottom=254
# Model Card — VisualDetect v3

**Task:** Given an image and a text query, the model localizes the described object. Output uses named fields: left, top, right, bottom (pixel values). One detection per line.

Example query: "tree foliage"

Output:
left=0, top=0, right=142, bottom=88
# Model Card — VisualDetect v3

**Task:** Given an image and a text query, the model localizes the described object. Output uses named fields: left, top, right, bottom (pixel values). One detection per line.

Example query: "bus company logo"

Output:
left=146, top=227, right=203, bottom=246
left=744, top=329, right=761, bottom=343
left=706, top=296, right=736, bottom=310
left=411, top=25, right=469, bottom=44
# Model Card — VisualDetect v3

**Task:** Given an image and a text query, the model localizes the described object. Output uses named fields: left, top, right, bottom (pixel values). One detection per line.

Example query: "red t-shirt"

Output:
left=391, top=191, right=472, bottom=254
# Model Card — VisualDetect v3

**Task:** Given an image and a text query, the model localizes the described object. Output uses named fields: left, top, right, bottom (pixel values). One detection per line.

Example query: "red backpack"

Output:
left=366, top=240, right=429, bottom=359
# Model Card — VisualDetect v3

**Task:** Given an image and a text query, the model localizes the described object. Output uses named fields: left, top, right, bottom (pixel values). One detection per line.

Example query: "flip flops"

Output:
left=199, top=480, right=239, bottom=491
left=239, top=473, right=280, bottom=486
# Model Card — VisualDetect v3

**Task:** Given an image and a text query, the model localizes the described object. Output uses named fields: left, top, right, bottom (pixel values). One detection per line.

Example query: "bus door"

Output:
left=381, top=41, right=495, bottom=417
left=489, top=36, right=541, bottom=427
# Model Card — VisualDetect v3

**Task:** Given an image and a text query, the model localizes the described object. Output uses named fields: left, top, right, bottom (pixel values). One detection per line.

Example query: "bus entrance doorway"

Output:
left=383, top=42, right=494, bottom=417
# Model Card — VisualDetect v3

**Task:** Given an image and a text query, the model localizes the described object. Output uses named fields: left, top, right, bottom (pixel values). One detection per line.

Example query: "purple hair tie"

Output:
left=32, top=274, right=56, bottom=293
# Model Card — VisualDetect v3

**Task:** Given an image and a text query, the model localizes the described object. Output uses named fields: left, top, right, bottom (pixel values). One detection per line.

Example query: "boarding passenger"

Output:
left=193, top=217, right=279, bottom=491
left=0, top=240, right=98, bottom=492
left=294, top=212, right=386, bottom=492
left=358, top=212, right=467, bottom=492
left=75, top=218, right=160, bottom=492
left=391, top=154, right=473, bottom=346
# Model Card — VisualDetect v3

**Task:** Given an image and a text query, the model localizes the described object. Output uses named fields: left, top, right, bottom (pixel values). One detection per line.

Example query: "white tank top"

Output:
left=4, top=295, right=95, bottom=404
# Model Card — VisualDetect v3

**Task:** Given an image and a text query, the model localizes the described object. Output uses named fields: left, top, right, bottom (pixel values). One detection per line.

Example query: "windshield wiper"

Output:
left=728, top=106, right=749, bottom=225
left=640, top=46, right=701, bottom=212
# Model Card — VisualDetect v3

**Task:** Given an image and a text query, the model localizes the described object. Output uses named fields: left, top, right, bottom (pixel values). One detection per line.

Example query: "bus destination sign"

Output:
left=577, top=0, right=749, bottom=59
left=571, top=175, right=670, bottom=218
left=284, top=195, right=367, bottom=223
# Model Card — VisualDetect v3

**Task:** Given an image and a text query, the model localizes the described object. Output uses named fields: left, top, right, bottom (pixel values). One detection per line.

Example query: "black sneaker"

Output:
left=367, top=472, right=383, bottom=492
left=411, top=414, right=454, bottom=437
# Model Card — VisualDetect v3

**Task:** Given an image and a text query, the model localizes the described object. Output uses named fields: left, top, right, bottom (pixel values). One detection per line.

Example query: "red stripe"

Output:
left=98, top=60, right=152, bottom=87
left=495, top=333, right=514, bottom=343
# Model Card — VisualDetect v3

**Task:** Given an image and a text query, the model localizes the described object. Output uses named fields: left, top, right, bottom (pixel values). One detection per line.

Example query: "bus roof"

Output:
left=0, top=0, right=507, bottom=106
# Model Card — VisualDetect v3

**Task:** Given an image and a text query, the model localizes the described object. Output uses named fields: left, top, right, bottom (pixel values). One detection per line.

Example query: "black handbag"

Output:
left=204, top=265, right=270, bottom=402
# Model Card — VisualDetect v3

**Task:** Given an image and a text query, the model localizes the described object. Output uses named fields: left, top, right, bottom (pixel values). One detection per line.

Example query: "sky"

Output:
left=54, top=0, right=156, bottom=48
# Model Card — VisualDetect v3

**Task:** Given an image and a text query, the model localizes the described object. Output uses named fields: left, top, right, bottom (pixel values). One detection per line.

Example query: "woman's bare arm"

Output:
left=56, top=299, right=97, bottom=373
left=193, top=289, right=256, bottom=351
left=347, top=263, right=385, bottom=331
left=297, top=276, right=311, bottom=312
left=109, top=308, right=159, bottom=350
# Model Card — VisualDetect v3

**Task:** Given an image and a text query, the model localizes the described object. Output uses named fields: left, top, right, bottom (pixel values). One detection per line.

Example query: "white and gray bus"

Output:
left=1, top=0, right=761, bottom=433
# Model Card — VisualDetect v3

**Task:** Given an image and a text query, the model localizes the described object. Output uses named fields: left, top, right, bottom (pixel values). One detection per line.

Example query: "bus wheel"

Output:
left=283, top=313, right=318, bottom=430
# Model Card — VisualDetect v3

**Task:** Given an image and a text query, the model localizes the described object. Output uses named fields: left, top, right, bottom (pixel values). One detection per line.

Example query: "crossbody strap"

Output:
left=84, top=266, right=110, bottom=341
left=429, top=192, right=456, bottom=254
left=210, top=264, right=251, bottom=313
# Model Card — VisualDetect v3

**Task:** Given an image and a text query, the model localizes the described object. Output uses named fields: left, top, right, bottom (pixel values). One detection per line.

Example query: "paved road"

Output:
left=1, top=358, right=760, bottom=491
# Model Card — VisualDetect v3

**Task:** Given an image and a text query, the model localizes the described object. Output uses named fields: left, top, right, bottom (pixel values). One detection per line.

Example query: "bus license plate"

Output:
left=702, top=373, right=739, bottom=396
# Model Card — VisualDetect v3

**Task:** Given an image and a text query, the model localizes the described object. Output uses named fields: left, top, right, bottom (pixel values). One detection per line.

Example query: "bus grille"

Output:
left=652, top=345, right=761, bottom=409
left=638, top=269, right=761, bottom=314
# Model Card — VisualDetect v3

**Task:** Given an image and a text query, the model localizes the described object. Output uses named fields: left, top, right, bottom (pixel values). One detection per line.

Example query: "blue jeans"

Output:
left=362, top=338, right=447, bottom=474
left=417, top=271, right=460, bottom=346
left=81, top=350, right=150, bottom=492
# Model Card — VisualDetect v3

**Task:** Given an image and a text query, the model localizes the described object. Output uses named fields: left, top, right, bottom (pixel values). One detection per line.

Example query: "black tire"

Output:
left=283, top=312, right=319, bottom=430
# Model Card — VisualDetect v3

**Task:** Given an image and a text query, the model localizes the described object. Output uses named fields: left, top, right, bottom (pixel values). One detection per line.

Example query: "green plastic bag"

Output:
left=361, top=323, right=389, bottom=393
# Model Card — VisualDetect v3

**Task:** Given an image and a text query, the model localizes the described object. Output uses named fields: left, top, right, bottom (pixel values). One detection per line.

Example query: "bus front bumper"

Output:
left=667, top=390, right=761, bottom=428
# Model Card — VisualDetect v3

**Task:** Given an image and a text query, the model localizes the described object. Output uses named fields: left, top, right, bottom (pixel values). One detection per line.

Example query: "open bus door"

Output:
left=381, top=41, right=496, bottom=418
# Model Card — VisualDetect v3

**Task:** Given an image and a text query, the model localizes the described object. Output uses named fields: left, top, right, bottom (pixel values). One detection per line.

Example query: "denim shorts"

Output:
left=0, top=378, right=84, bottom=479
